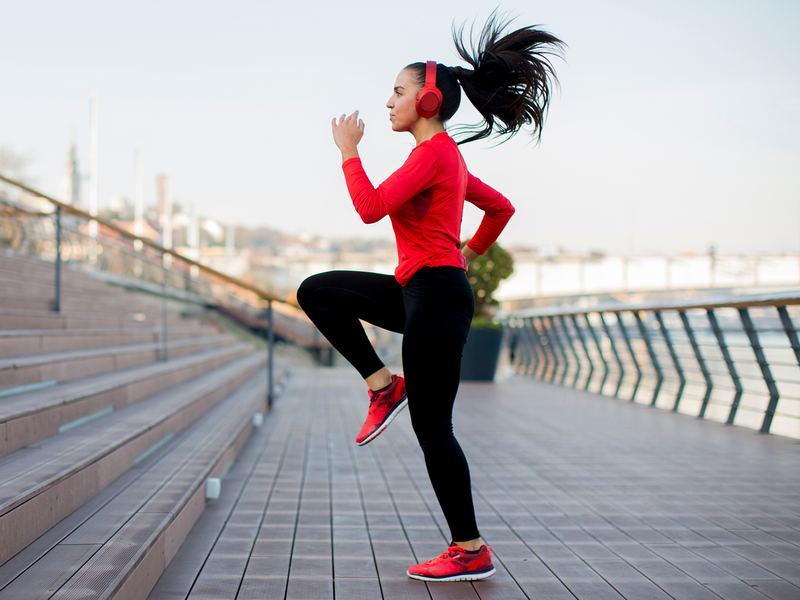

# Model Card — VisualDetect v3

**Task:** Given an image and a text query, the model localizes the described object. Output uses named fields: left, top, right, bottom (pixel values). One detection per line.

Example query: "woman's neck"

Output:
left=411, top=120, right=446, bottom=146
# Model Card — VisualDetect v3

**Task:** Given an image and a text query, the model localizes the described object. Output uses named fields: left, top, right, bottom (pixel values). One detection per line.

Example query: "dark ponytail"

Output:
left=448, top=11, right=565, bottom=144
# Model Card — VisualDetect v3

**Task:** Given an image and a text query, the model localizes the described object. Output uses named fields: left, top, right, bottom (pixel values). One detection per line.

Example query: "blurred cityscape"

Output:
left=3, top=142, right=799, bottom=312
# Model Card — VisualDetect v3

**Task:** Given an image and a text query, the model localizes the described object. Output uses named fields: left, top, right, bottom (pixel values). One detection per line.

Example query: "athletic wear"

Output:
left=407, top=543, right=495, bottom=581
left=297, top=267, right=480, bottom=541
left=356, top=373, right=408, bottom=445
left=342, top=132, right=514, bottom=285
left=299, top=131, right=514, bottom=545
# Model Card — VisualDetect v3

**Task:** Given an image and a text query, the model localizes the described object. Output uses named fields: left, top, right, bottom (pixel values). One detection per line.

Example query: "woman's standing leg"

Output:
left=401, top=267, right=479, bottom=541
left=402, top=268, right=495, bottom=581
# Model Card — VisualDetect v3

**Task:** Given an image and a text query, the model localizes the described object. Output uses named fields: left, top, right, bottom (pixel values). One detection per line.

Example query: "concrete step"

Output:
left=0, top=276, right=132, bottom=302
left=0, top=264, right=131, bottom=296
left=0, top=352, right=269, bottom=568
left=0, top=307, right=200, bottom=331
left=0, top=333, right=237, bottom=392
left=0, top=343, right=257, bottom=457
left=0, top=365, right=288, bottom=600
left=0, top=291, right=168, bottom=316
left=0, top=325, right=220, bottom=359
left=0, top=251, right=129, bottom=281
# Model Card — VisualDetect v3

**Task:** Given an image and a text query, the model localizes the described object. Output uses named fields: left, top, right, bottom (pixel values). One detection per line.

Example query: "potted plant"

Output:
left=460, top=240, right=514, bottom=381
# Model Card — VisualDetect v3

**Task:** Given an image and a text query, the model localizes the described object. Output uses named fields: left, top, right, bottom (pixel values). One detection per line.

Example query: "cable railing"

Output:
left=0, top=173, right=310, bottom=408
left=503, top=291, right=800, bottom=439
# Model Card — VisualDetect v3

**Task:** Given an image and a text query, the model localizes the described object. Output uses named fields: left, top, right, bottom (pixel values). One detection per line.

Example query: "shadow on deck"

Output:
left=149, top=368, right=800, bottom=600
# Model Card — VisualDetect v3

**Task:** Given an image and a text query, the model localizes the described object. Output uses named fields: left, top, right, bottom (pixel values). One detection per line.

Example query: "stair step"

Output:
left=0, top=265, right=129, bottom=296
left=0, top=325, right=220, bottom=359
left=0, top=353, right=267, bottom=567
left=0, top=333, right=236, bottom=391
left=0, top=343, right=256, bottom=457
left=0, top=279, right=132, bottom=302
left=0, top=307, right=199, bottom=331
left=0, top=291, right=167, bottom=316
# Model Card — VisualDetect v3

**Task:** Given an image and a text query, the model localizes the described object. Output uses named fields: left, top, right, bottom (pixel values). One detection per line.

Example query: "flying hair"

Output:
left=447, top=10, right=566, bottom=145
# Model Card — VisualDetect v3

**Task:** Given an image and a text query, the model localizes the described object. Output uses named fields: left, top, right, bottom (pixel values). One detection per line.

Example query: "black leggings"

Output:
left=297, top=267, right=479, bottom=542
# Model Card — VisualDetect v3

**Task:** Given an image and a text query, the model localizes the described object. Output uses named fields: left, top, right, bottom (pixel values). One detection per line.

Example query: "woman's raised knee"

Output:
left=296, top=273, right=325, bottom=310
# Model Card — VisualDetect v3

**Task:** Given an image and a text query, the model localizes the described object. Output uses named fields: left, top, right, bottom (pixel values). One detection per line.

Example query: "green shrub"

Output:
left=464, top=240, right=514, bottom=329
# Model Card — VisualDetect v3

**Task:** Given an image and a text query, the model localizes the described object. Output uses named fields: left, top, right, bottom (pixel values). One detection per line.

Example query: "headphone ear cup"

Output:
left=416, top=87, right=443, bottom=118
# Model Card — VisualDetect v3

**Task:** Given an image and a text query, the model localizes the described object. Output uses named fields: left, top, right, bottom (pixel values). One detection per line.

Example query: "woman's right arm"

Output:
left=332, top=111, right=364, bottom=163
left=342, top=146, right=438, bottom=224
left=332, top=110, right=438, bottom=224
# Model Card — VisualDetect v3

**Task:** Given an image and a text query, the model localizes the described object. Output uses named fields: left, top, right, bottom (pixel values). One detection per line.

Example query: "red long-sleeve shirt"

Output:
left=342, top=132, right=515, bottom=285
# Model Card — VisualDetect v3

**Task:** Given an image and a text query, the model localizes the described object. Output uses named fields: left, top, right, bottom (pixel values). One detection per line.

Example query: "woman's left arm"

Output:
left=464, top=173, right=516, bottom=256
left=461, top=245, right=481, bottom=266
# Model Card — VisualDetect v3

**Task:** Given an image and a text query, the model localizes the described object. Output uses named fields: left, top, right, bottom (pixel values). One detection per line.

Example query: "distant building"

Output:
left=156, top=174, right=168, bottom=222
left=113, top=219, right=160, bottom=242
left=59, top=144, right=81, bottom=207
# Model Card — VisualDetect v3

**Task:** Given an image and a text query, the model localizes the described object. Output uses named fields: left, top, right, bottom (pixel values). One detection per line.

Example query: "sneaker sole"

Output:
left=356, top=396, right=408, bottom=446
left=406, top=566, right=496, bottom=582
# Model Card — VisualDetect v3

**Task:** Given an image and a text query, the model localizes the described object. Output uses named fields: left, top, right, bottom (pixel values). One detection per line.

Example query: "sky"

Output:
left=1, top=0, right=799, bottom=255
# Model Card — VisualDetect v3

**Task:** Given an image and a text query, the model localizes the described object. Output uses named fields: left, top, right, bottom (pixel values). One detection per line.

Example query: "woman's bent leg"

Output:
left=297, top=271, right=405, bottom=379
left=402, top=268, right=479, bottom=542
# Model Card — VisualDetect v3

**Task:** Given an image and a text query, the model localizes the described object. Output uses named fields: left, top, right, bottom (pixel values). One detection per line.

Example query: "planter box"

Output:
left=460, top=327, right=504, bottom=381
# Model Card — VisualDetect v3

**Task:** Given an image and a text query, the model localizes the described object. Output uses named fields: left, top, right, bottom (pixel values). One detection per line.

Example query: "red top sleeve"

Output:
left=342, top=147, right=438, bottom=223
left=464, top=173, right=516, bottom=255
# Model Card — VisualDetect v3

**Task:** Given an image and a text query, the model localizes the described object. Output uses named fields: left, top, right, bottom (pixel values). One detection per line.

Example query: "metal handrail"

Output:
left=0, top=173, right=291, bottom=407
left=0, top=173, right=284, bottom=303
left=513, top=290, right=800, bottom=317
left=504, top=290, right=800, bottom=437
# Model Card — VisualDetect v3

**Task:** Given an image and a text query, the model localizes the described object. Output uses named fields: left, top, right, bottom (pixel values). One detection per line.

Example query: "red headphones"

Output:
left=415, top=61, right=442, bottom=118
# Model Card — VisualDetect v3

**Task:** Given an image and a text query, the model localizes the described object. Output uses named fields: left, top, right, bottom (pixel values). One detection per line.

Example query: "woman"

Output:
left=297, top=12, right=563, bottom=582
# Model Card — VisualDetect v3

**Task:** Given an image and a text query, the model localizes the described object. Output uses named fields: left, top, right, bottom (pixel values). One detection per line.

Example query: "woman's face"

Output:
left=386, top=68, right=422, bottom=133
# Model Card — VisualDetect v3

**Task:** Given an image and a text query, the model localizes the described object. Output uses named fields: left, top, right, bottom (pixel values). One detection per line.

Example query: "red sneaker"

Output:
left=407, top=543, right=495, bottom=581
left=355, top=374, right=408, bottom=446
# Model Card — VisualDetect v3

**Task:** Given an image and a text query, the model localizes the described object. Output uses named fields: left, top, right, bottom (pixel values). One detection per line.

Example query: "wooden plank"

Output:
left=0, top=544, right=100, bottom=599
left=144, top=367, right=800, bottom=599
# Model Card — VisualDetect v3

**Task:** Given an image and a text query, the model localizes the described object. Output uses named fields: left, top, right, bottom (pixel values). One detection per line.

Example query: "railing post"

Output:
left=599, top=313, right=625, bottom=397
left=707, top=309, right=743, bottom=425
left=633, top=311, right=663, bottom=406
left=570, top=314, right=594, bottom=391
left=161, top=255, right=168, bottom=361
left=584, top=314, right=609, bottom=394
left=616, top=312, right=642, bottom=402
left=560, top=315, right=582, bottom=388
left=513, top=319, right=528, bottom=375
left=679, top=310, right=712, bottom=418
left=554, top=317, right=572, bottom=386
left=268, top=299, right=275, bottom=410
left=546, top=317, right=569, bottom=386
left=739, top=308, right=780, bottom=433
left=525, top=317, right=541, bottom=377
left=54, top=206, right=62, bottom=313
left=654, top=311, right=686, bottom=411
left=510, top=318, right=527, bottom=374
left=535, top=318, right=551, bottom=381
left=540, top=318, right=555, bottom=380
left=777, top=306, right=800, bottom=369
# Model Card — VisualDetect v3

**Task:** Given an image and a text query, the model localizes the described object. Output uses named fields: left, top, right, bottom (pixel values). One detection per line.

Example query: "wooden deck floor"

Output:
left=148, top=368, right=800, bottom=600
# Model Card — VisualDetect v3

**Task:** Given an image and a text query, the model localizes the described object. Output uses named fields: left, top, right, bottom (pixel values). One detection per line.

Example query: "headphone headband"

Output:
left=426, top=60, right=437, bottom=88
left=416, top=60, right=443, bottom=118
